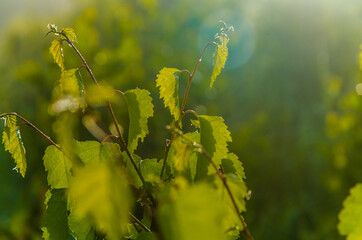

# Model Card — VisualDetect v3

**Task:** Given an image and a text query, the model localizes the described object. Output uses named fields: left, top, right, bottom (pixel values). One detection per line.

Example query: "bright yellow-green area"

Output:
left=210, top=35, right=228, bottom=88
left=2, top=115, right=27, bottom=177
left=338, top=183, right=362, bottom=240
left=68, top=163, right=132, bottom=239
left=156, top=67, right=180, bottom=121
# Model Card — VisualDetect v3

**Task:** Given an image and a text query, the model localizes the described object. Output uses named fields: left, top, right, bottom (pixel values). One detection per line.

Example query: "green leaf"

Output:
left=43, top=145, right=72, bottom=189
left=2, top=115, right=27, bottom=177
left=68, top=163, right=132, bottom=239
left=41, top=189, right=69, bottom=240
left=173, top=136, right=193, bottom=172
left=221, top=153, right=245, bottom=180
left=68, top=211, right=95, bottom=240
left=140, top=158, right=162, bottom=183
left=49, top=39, right=64, bottom=70
left=156, top=67, right=180, bottom=121
left=338, top=183, right=362, bottom=240
left=124, top=88, right=154, bottom=153
left=75, top=141, right=120, bottom=165
left=210, top=36, right=228, bottom=88
left=158, top=182, right=227, bottom=240
left=62, top=27, right=78, bottom=43
left=195, top=115, right=231, bottom=181
left=215, top=174, right=247, bottom=230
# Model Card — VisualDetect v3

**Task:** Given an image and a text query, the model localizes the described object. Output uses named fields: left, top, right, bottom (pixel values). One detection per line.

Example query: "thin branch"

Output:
left=1, top=112, right=61, bottom=151
left=160, top=38, right=214, bottom=180
left=60, top=34, right=155, bottom=204
left=129, top=212, right=151, bottom=232
left=183, top=110, right=198, bottom=118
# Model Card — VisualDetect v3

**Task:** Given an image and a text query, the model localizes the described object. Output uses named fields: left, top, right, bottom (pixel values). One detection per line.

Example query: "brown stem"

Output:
left=129, top=212, right=151, bottom=232
left=1, top=113, right=61, bottom=151
left=101, top=134, right=119, bottom=144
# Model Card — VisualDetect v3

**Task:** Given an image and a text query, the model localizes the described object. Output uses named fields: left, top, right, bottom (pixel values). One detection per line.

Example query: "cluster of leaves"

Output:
left=1, top=23, right=252, bottom=240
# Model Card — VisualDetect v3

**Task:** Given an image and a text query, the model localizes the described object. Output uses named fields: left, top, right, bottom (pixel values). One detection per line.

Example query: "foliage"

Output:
left=0, top=23, right=252, bottom=240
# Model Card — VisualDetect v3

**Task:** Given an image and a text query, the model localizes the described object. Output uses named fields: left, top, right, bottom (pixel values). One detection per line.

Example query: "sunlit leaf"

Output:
left=68, top=163, right=132, bottom=239
left=338, top=183, right=362, bottom=240
left=56, top=68, right=86, bottom=112
left=195, top=115, right=231, bottom=181
left=41, top=189, right=69, bottom=240
left=158, top=182, right=227, bottom=240
left=75, top=140, right=120, bottom=165
left=62, top=27, right=78, bottom=43
left=210, top=36, right=228, bottom=88
left=222, top=153, right=245, bottom=180
left=124, top=88, right=154, bottom=153
left=49, top=39, right=64, bottom=70
left=173, top=136, right=192, bottom=172
left=43, top=145, right=72, bottom=189
left=2, top=115, right=27, bottom=177
left=156, top=67, right=180, bottom=121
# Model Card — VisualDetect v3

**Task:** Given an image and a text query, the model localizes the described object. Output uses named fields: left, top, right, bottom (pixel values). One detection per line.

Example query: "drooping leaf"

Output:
left=43, top=145, right=72, bottom=189
left=49, top=39, right=64, bottom=70
left=68, top=163, right=132, bottom=239
left=338, top=183, right=362, bottom=240
left=62, top=27, right=78, bottom=43
left=41, top=189, right=69, bottom=240
left=210, top=36, right=228, bottom=88
left=68, top=211, right=95, bottom=240
left=158, top=182, right=227, bottom=240
left=156, top=67, right=180, bottom=121
left=2, top=115, right=27, bottom=177
left=195, top=115, right=231, bottom=181
left=124, top=88, right=154, bottom=153
left=75, top=140, right=120, bottom=165
left=221, top=153, right=245, bottom=180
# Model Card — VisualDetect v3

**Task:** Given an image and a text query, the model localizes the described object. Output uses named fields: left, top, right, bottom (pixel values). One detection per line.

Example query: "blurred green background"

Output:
left=1, top=0, right=362, bottom=239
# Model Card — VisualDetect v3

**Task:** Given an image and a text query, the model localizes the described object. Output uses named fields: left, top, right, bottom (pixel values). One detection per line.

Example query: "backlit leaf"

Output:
left=124, top=88, right=154, bottom=153
left=43, top=145, right=72, bottom=189
left=2, top=115, right=27, bottom=177
left=49, top=39, right=64, bottom=70
left=156, top=67, right=180, bottom=121
left=62, top=27, right=78, bottom=43
left=173, top=136, right=192, bottom=172
left=195, top=115, right=231, bottom=181
left=221, top=153, right=245, bottom=180
left=140, top=158, right=162, bottom=183
left=338, top=183, right=362, bottom=240
left=57, top=68, right=86, bottom=112
left=210, top=36, right=228, bottom=88
left=68, top=163, right=132, bottom=239
left=158, top=182, right=227, bottom=240
left=41, top=189, right=69, bottom=240
left=75, top=140, right=120, bottom=165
